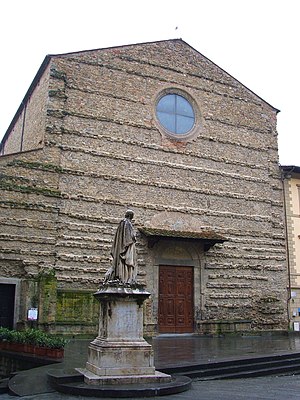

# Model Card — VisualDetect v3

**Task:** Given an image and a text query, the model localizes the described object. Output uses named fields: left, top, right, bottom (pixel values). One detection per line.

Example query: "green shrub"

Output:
left=42, top=336, right=67, bottom=349
left=0, top=327, right=68, bottom=349
left=0, top=327, right=13, bottom=342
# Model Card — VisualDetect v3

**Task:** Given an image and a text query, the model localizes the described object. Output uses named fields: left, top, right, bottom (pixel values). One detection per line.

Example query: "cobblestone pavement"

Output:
left=2, top=333, right=300, bottom=399
left=2, top=375, right=300, bottom=400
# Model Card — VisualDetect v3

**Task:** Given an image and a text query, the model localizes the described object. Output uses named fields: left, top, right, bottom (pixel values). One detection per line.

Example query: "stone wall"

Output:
left=0, top=40, right=288, bottom=335
left=1, top=65, right=50, bottom=155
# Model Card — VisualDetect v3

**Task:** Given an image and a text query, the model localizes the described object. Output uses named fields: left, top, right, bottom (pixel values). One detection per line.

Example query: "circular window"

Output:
left=156, top=93, right=195, bottom=135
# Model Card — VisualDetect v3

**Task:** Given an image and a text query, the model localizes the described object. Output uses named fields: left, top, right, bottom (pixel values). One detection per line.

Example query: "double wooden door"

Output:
left=158, top=265, right=194, bottom=333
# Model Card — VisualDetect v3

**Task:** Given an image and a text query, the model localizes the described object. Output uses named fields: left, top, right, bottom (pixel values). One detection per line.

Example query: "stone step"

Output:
left=185, top=362, right=300, bottom=380
left=47, top=369, right=192, bottom=397
left=160, top=352, right=300, bottom=380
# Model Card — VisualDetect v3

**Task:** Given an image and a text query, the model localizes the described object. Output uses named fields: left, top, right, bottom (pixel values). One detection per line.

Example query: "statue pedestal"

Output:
left=77, top=284, right=171, bottom=385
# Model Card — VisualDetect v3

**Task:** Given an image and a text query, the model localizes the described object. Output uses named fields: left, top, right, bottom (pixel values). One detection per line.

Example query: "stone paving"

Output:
left=3, top=375, right=300, bottom=400
left=2, top=333, right=300, bottom=399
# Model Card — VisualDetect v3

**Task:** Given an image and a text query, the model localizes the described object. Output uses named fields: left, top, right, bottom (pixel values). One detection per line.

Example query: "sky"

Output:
left=0, top=0, right=299, bottom=165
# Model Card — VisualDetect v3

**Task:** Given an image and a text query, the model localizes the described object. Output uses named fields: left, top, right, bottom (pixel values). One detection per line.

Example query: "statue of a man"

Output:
left=104, top=210, right=137, bottom=285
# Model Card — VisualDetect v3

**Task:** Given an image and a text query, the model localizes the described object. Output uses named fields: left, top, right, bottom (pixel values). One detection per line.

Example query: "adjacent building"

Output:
left=0, top=39, right=288, bottom=336
left=281, top=166, right=300, bottom=330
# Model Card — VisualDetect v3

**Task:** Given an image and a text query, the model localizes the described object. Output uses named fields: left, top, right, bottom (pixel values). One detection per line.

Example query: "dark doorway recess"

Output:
left=0, top=284, right=15, bottom=328
left=158, top=265, right=194, bottom=333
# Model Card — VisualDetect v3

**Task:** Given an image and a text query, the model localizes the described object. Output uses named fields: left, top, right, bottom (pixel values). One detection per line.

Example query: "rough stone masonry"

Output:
left=0, top=39, right=287, bottom=336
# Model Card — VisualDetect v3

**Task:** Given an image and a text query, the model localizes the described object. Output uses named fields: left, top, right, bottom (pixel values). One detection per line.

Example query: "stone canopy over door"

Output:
left=158, top=265, right=194, bottom=333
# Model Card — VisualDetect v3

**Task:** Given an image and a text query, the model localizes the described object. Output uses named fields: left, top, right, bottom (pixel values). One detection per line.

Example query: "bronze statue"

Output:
left=104, top=210, right=137, bottom=284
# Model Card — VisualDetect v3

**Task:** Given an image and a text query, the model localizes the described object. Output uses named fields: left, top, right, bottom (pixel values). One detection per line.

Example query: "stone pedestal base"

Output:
left=80, top=284, right=171, bottom=386
left=77, top=368, right=171, bottom=385
left=85, top=339, right=155, bottom=376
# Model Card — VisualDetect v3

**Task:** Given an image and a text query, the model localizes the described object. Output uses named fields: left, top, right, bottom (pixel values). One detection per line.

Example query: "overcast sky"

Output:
left=1, top=0, right=299, bottom=165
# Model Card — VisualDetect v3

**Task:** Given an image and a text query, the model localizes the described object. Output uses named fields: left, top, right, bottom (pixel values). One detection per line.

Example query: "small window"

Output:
left=156, top=94, right=195, bottom=135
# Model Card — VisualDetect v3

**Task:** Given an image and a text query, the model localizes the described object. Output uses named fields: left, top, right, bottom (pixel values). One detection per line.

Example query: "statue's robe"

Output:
left=107, top=218, right=137, bottom=283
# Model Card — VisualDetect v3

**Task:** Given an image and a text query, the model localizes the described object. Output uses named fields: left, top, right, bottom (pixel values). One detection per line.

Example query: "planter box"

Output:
left=0, top=342, right=9, bottom=350
left=46, top=348, right=64, bottom=359
left=11, top=343, right=25, bottom=352
left=0, top=342, right=26, bottom=352
left=24, top=344, right=35, bottom=353
left=0, top=342, right=64, bottom=359
left=34, top=346, right=47, bottom=356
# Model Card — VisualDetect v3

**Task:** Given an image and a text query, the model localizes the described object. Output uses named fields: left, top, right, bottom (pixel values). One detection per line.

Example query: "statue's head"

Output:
left=125, top=209, right=134, bottom=220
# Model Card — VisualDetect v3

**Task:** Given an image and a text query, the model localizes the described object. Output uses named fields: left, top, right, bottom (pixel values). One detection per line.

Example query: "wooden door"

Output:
left=0, top=284, right=15, bottom=328
left=158, top=266, right=194, bottom=333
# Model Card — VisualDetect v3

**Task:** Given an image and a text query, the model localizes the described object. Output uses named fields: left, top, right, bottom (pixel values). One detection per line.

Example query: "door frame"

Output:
left=0, top=278, right=21, bottom=329
left=148, top=238, right=204, bottom=336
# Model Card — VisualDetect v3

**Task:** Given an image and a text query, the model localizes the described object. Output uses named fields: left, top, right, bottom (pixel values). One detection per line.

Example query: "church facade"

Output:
left=0, top=39, right=288, bottom=336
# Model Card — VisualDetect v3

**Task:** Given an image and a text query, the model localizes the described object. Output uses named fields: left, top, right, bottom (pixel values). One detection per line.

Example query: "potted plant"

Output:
left=0, top=327, right=67, bottom=359
left=44, top=336, right=66, bottom=358
left=10, top=330, right=26, bottom=352
left=23, top=329, right=38, bottom=353
left=0, top=327, right=12, bottom=350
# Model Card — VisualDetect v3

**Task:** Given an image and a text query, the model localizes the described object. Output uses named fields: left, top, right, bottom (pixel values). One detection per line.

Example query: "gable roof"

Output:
left=0, top=38, right=280, bottom=153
